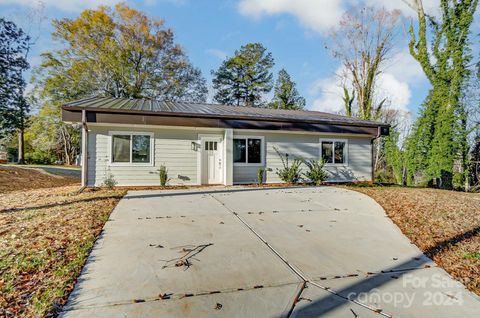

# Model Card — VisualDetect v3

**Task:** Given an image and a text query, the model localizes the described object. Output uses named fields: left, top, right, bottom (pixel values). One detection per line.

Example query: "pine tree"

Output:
left=269, top=69, right=305, bottom=110
left=0, top=18, right=30, bottom=163
left=212, top=43, right=274, bottom=107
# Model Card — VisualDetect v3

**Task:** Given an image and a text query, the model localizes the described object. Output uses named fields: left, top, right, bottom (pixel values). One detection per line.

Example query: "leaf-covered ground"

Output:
left=0, top=166, right=79, bottom=193
left=346, top=186, right=480, bottom=296
left=0, top=186, right=125, bottom=317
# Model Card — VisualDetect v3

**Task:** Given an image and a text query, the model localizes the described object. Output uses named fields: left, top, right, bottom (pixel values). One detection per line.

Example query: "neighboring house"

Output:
left=62, top=97, right=389, bottom=187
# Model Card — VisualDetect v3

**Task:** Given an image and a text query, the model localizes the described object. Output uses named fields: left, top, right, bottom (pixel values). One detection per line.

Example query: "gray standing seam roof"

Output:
left=63, top=97, right=388, bottom=128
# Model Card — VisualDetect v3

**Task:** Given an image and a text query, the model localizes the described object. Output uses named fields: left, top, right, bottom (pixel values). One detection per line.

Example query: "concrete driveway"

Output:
left=61, top=187, right=480, bottom=317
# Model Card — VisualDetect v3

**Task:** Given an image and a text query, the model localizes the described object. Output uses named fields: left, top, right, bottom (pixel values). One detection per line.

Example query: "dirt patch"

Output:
left=0, top=166, right=79, bottom=193
left=0, top=186, right=125, bottom=317
left=346, top=186, right=480, bottom=296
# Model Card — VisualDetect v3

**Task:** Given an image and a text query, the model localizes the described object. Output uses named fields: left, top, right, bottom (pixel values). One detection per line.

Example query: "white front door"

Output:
left=201, top=137, right=223, bottom=184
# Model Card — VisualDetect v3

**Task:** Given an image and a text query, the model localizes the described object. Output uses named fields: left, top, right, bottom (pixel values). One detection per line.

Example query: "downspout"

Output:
left=81, top=110, right=88, bottom=187
left=371, top=127, right=382, bottom=184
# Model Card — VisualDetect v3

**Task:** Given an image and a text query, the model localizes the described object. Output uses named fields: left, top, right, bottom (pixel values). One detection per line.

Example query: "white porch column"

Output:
left=224, top=128, right=233, bottom=185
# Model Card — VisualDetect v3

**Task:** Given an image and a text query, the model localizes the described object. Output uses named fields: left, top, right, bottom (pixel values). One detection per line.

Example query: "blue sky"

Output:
left=1, top=0, right=478, bottom=118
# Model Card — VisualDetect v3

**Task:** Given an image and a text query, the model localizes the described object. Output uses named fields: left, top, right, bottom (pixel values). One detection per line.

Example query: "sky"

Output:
left=0, top=0, right=478, bottom=118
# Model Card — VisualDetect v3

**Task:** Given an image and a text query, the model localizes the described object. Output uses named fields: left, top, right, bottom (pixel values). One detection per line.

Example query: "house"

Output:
left=62, top=97, right=389, bottom=187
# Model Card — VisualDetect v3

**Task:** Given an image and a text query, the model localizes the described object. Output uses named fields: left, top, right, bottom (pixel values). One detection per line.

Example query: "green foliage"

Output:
left=103, top=174, right=117, bottom=189
left=37, top=3, right=207, bottom=102
left=0, top=18, right=30, bottom=138
left=24, top=149, right=55, bottom=164
left=342, top=86, right=355, bottom=117
left=256, top=167, right=265, bottom=184
left=159, top=165, right=168, bottom=186
left=269, top=69, right=305, bottom=110
left=406, top=0, right=478, bottom=189
left=274, top=147, right=302, bottom=184
left=302, top=159, right=328, bottom=186
left=212, top=43, right=274, bottom=107
left=384, top=129, right=406, bottom=185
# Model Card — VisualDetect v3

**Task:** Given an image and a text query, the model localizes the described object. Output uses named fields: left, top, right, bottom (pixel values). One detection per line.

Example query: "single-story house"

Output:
left=62, top=97, right=389, bottom=187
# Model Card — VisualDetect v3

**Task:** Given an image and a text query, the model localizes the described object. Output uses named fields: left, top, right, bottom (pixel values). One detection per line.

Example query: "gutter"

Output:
left=81, top=110, right=88, bottom=187
left=371, top=126, right=386, bottom=183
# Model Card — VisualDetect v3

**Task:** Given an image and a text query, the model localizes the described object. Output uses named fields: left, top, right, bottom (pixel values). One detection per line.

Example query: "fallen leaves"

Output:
left=347, top=186, right=480, bottom=296
left=0, top=185, right=125, bottom=317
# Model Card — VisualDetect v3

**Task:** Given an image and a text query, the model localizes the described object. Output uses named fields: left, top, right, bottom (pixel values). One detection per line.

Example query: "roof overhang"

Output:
left=62, top=106, right=389, bottom=137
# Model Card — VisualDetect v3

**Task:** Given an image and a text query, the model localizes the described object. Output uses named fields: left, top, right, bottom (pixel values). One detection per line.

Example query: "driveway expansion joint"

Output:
left=208, top=193, right=395, bottom=318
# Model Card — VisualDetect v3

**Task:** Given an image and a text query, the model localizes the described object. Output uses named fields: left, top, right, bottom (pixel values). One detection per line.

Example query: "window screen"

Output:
left=321, top=141, right=333, bottom=164
left=132, top=135, right=150, bottom=163
left=112, top=135, right=130, bottom=163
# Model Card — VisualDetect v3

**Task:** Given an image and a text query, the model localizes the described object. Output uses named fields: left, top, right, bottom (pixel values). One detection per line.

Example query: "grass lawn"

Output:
left=0, top=185, right=125, bottom=317
left=346, top=186, right=480, bottom=296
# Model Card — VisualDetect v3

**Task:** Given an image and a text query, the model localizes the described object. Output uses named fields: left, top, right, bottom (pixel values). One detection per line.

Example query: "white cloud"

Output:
left=310, top=65, right=412, bottom=115
left=238, top=1, right=443, bottom=34
left=237, top=0, right=344, bottom=33
left=385, top=49, right=426, bottom=84
left=206, top=48, right=228, bottom=60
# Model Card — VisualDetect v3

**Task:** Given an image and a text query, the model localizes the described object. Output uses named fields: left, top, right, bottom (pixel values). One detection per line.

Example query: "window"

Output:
left=205, top=141, right=218, bottom=151
left=233, top=137, right=263, bottom=164
left=320, top=139, right=347, bottom=164
left=110, top=132, right=152, bottom=164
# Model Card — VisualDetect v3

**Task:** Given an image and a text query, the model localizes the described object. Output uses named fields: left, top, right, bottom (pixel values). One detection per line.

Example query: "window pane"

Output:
left=233, top=139, right=246, bottom=163
left=248, top=139, right=261, bottom=163
left=112, top=135, right=130, bottom=162
left=334, top=141, right=345, bottom=164
left=321, top=141, right=333, bottom=163
left=132, top=135, right=150, bottom=163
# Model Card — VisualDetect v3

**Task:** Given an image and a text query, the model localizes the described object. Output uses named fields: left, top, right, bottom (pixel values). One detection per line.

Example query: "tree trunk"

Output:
left=17, top=128, right=25, bottom=164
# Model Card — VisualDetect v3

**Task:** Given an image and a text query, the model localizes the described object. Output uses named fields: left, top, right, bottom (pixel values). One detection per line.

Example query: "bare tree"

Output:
left=326, top=6, right=401, bottom=120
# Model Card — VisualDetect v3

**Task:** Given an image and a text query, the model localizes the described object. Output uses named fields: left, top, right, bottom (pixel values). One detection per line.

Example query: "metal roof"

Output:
left=63, top=96, right=388, bottom=128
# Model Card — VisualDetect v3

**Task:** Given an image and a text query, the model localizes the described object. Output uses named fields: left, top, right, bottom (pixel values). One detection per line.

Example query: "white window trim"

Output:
left=108, top=131, right=155, bottom=167
left=319, top=138, right=348, bottom=166
left=233, top=136, right=265, bottom=166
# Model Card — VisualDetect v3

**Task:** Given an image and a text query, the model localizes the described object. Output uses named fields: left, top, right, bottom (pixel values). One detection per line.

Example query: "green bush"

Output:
left=103, top=174, right=117, bottom=189
left=303, top=159, right=328, bottom=185
left=257, top=168, right=265, bottom=184
left=274, top=147, right=302, bottom=184
left=159, top=165, right=169, bottom=186
left=25, top=150, right=55, bottom=164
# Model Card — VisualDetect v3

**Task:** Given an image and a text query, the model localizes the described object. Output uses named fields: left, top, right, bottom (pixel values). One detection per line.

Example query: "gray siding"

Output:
left=87, top=127, right=199, bottom=186
left=232, top=132, right=372, bottom=184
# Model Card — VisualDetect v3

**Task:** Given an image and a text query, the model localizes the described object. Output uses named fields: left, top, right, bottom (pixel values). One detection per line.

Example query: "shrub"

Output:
left=257, top=168, right=265, bottom=184
left=103, top=174, right=117, bottom=189
left=159, top=165, right=169, bottom=186
left=274, top=146, right=302, bottom=184
left=303, top=159, right=328, bottom=185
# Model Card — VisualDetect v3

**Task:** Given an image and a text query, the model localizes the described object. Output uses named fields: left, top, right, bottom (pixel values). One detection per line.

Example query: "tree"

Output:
left=326, top=6, right=401, bottom=120
left=406, top=0, right=478, bottom=188
left=32, top=3, right=207, bottom=164
left=269, top=69, right=305, bottom=110
left=212, top=43, right=274, bottom=107
left=37, top=3, right=207, bottom=102
left=0, top=18, right=30, bottom=163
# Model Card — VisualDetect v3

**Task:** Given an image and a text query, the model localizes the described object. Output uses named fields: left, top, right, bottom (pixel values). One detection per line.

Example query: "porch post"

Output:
left=224, top=128, right=233, bottom=185
left=81, top=110, right=88, bottom=187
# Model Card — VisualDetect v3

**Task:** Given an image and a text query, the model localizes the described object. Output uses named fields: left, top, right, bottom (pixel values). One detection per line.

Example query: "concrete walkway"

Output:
left=61, top=186, right=480, bottom=317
